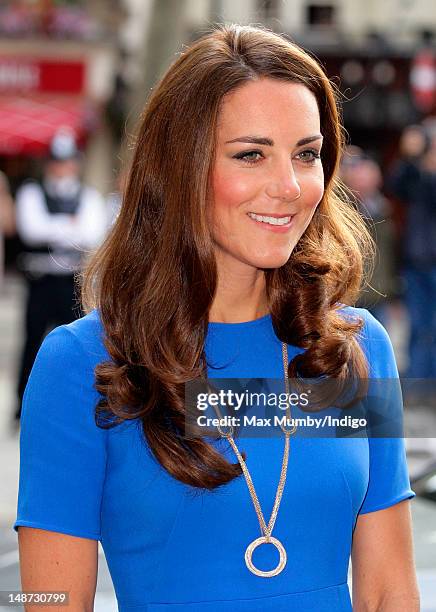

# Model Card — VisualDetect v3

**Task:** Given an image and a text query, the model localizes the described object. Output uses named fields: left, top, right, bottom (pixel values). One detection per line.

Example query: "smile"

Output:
left=247, top=212, right=293, bottom=226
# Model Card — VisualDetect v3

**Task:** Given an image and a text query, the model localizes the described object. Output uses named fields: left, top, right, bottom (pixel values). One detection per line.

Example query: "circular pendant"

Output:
left=244, top=536, right=287, bottom=578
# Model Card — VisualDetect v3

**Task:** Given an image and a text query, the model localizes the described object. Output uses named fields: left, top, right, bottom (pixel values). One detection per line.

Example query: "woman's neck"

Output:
left=209, top=261, right=269, bottom=324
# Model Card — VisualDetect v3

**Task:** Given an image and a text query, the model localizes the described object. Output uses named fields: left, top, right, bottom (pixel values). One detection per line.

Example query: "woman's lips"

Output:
left=247, top=212, right=295, bottom=232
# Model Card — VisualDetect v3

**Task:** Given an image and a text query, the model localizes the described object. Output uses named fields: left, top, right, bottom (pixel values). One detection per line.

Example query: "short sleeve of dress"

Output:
left=13, top=324, right=107, bottom=539
left=355, top=308, right=416, bottom=514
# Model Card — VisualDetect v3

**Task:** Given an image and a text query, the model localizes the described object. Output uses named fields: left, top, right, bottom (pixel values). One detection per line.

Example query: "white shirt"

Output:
left=16, top=181, right=108, bottom=275
left=16, top=181, right=107, bottom=250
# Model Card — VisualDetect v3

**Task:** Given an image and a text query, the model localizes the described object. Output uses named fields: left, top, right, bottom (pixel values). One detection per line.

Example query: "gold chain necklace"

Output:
left=215, top=342, right=297, bottom=578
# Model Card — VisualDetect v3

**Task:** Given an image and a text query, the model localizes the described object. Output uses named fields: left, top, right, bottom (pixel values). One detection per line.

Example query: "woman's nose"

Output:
left=265, top=161, right=301, bottom=201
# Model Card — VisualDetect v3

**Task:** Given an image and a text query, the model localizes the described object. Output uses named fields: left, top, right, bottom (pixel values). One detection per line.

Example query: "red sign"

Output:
left=0, top=58, right=85, bottom=94
left=410, top=49, right=436, bottom=113
left=0, top=94, right=98, bottom=155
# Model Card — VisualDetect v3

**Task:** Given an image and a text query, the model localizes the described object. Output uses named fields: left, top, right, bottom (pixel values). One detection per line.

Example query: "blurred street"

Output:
left=0, top=272, right=435, bottom=610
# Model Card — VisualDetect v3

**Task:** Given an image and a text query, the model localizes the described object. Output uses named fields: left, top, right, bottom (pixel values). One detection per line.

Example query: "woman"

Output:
left=14, top=24, right=419, bottom=611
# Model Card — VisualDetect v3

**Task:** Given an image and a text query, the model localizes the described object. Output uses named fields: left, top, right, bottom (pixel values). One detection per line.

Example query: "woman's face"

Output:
left=209, top=78, right=325, bottom=273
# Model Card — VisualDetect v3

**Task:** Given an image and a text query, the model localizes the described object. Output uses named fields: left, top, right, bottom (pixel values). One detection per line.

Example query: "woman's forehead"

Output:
left=216, top=79, right=320, bottom=139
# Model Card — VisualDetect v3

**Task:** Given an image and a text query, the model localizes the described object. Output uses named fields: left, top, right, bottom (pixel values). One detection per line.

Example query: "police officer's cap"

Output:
left=48, top=128, right=80, bottom=162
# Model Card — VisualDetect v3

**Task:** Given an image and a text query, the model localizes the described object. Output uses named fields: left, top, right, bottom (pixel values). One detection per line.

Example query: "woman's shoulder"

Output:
left=335, top=304, right=389, bottom=341
left=335, top=303, right=398, bottom=377
left=61, top=307, right=103, bottom=336
left=39, top=308, right=109, bottom=372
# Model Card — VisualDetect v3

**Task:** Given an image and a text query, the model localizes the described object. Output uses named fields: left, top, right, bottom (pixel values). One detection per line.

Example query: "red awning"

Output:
left=0, top=94, right=99, bottom=156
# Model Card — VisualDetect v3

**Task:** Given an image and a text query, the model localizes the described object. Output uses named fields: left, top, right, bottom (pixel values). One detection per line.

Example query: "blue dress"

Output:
left=13, top=306, right=416, bottom=611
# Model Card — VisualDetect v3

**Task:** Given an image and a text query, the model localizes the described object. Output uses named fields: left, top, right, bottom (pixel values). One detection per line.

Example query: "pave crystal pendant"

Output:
left=245, top=536, right=287, bottom=577
left=215, top=343, right=294, bottom=579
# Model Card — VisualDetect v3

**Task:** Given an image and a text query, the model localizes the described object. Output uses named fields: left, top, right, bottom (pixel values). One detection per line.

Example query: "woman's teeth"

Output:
left=247, top=212, right=292, bottom=226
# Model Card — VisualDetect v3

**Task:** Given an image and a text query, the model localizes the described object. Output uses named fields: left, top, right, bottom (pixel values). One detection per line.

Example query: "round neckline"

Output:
left=207, top=312, right=271, bottom=329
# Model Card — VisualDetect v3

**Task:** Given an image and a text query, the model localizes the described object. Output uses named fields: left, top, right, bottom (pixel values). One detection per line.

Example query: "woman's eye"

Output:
left=296, top=149, right=321, bottom=163
left=232, top=148, right=321, bottom=165
left=233, top=150, right=263, bottom=164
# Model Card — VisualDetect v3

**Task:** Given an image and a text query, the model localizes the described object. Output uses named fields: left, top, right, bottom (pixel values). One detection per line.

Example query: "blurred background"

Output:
left=0, top=0, right=435, bottom=609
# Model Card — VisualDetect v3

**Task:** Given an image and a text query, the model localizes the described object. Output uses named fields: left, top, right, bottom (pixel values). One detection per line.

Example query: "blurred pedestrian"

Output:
left=0, top=170, right=15, bottom=291
left=340, top=150, right=396, bottom=328
left=13, top=128, right=107, bottom=422
left=388, top=124, right=436, bottom=379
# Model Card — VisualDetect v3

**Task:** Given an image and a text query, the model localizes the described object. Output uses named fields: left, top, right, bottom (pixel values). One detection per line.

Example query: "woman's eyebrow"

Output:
left=225, top=135, right=273, bottom=146
left=297, top=135, right=323, bottom=146
left=224, top=134, right=323, bottom=146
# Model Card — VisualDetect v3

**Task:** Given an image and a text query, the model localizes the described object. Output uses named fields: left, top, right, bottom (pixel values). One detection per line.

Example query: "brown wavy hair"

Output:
left=79, top=24, right=375, bottom=489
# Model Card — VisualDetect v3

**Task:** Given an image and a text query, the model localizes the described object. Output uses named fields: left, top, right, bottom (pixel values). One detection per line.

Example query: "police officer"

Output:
left=14, top=129, right=107, bottom=422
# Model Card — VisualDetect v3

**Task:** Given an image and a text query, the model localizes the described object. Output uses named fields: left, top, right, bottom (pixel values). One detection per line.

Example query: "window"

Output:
left=307, top=4, right=336, bottom=26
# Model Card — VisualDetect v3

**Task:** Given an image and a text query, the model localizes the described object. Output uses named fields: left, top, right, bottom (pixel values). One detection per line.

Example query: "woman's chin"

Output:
left=250, top=252, right=293, bottom=270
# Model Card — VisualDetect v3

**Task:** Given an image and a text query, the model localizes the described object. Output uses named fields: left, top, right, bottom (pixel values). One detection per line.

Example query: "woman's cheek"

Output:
left=212, top=161, right=261, bottom=207
left=306, top=175, right=324, bottom=210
